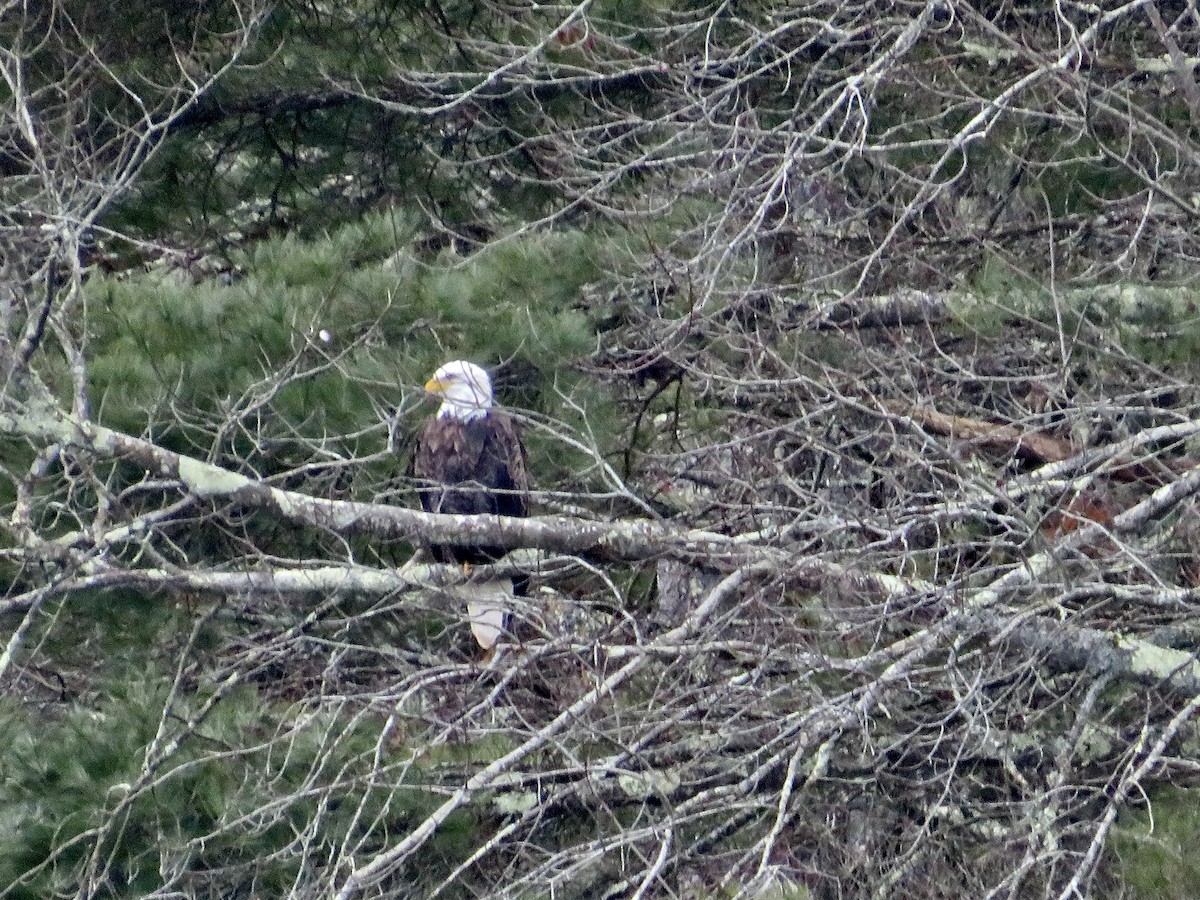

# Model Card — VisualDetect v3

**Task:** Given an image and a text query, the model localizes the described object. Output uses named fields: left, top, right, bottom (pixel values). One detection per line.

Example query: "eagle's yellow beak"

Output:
left=424, top=376, right=447, bottom=394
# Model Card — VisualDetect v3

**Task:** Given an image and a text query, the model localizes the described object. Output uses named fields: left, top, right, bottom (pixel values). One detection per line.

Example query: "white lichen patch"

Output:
left=177, top=456, right=250, bottom=498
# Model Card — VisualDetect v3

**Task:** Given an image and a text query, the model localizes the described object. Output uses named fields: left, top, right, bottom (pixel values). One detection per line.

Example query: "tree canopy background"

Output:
left=6, top=1, right=1200, bottom=897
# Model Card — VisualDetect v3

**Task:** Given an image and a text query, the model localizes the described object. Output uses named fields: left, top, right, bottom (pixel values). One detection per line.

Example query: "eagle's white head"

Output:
left=425, top=360, right=494, bottom=422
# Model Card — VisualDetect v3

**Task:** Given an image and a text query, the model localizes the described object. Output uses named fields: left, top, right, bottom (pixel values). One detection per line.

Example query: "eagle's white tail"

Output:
left=466, top=577, right=513, bottom=649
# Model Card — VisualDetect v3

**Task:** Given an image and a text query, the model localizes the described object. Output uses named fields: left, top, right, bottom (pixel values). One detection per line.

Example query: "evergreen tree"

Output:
left=7, top=2, right=1200, bottom=898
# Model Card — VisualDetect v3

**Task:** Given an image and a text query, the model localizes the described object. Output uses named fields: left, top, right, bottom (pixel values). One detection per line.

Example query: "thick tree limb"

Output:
left=9, top=397, right=1200, bottom=701
left=998, top=613, right=1200, bottom=698
left=892, top=402, right=1200, bottom=484
left=0, top=401, right=746, bottom=564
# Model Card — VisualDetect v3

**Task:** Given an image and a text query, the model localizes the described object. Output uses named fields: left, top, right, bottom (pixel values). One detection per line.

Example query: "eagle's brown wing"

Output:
left=411, top=411, right=528, bottom=566
left=483, top=411, right=528, bottom=520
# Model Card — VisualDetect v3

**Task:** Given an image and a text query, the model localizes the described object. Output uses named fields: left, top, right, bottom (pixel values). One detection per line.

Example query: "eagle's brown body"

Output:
left=412, top=410, right=528, bottom=567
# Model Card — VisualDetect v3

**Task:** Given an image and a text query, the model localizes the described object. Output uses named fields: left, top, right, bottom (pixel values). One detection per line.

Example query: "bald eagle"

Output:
left=412, top=360, right=529, bottom=649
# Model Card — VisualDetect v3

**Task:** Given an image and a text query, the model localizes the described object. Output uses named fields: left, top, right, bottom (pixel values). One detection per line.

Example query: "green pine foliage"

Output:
left=1113, top=787, right=1200, bottom=900
left=0, top=670, right=515, bottom=898
left=85, top=212, right=606, bottom=454
left=1113, top=286, right=1200, bottom=370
